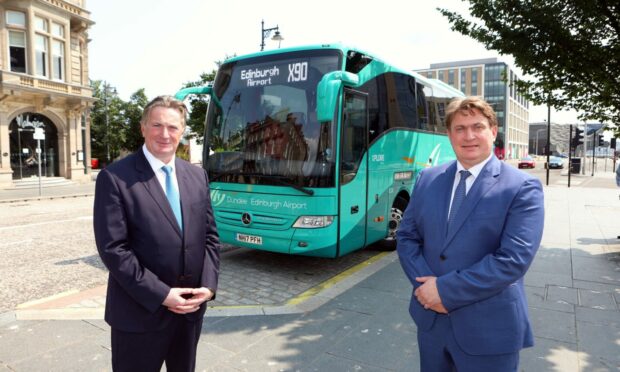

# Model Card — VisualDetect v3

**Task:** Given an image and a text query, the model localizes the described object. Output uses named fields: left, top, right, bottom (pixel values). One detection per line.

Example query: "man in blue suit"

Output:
left=94, top=96, right=220, bottom=372
left=397, top=96, right=544, bottom=371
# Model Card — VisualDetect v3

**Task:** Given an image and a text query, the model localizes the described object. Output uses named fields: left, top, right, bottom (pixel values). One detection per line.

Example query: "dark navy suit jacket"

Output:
left=94, top=150, right=220, bottom=332
left=397, top=156, right=544, bottom=356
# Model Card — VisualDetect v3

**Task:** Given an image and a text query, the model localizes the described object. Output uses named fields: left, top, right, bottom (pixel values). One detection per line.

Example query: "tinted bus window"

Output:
left=384, top=72, right=417, bottom=130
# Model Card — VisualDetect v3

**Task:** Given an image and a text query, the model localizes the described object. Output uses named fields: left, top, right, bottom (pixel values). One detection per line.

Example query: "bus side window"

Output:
left=436, top=100, right=448, bottom=134
left=346, top=51, right=373, bottom=73
left=361, top=76, right=383, bottom=142
left=341, top=94, right=367, bottom=185
left=416, top=83, right=429, bottom=130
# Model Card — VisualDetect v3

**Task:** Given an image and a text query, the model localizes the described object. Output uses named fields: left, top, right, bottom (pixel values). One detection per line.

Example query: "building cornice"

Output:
left=33, top=0, right=94, bottom=27
left=0, top=70, right=96, bottom=103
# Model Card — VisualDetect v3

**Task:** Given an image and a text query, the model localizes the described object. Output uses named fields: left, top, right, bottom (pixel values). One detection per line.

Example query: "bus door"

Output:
left=338, top=89, right=368, bottom=256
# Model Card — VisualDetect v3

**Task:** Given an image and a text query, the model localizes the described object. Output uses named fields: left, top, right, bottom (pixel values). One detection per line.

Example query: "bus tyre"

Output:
left=379, top=196, right=408, bottom=250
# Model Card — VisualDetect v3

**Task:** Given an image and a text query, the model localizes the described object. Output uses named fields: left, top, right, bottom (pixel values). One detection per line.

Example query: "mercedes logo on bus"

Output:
left=241, top=212, right=252, bottom=225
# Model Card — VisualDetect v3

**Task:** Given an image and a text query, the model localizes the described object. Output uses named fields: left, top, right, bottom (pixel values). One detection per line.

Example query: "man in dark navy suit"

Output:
left=397, top=97, right=544, bottom=371
left=94, top=95, right=220, bottom=372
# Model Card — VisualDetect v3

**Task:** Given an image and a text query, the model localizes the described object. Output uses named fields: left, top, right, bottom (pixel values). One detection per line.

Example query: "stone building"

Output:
left=0, top=0, right=94, bottom=187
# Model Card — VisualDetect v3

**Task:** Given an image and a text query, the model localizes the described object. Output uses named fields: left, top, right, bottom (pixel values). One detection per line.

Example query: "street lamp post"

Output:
left=261, top=19, right=283, bottom=51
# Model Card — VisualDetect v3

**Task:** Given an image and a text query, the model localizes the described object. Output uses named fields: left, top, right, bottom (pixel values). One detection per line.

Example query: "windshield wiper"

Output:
left=209, top=171, right=314, bottom=195
left=260, top=174, right=315, bottom=196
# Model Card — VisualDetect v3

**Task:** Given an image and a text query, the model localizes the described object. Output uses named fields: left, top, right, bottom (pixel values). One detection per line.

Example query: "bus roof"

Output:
left=222, top=43, right=464, bottom=98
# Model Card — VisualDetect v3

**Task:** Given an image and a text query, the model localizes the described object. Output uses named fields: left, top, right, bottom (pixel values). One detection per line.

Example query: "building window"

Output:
left=8, top=31, right=26, bottom=73
left=52, top=22, right=64, bottom=38
left=52, top=40, right=64, bottom=80
left=6, top=10, right=27, bottom=73
left=35, top=34, right=48, bottom=77
left=438, top=70, right=444, bottom=81
left=460, top=70, right=466, bottom=94
left=448, top=70, right=455, bottom=87
left=34, top=16, right=48, bottom=32
left=6, top=10, right=26, bottom=26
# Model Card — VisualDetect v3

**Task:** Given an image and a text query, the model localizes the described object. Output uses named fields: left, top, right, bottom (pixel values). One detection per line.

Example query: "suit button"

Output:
left=440, top=255, right=446, bottom=261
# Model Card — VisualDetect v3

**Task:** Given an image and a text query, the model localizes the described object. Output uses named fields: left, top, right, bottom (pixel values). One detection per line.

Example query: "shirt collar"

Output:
left=142, top=144, right=176, bottom=172
left=456, top=152, right=494, bottom=179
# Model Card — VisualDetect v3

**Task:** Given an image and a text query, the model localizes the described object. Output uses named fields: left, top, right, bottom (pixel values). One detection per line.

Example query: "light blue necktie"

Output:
left=448, top=170, right=471, bottom=228
left=161, top=165, right=183, bottom=231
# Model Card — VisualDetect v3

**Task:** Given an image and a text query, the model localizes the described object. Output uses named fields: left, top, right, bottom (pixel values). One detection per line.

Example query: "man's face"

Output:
left=141, top=106, right=184, bottom=164
left=447, top=109, right=497, bottom=169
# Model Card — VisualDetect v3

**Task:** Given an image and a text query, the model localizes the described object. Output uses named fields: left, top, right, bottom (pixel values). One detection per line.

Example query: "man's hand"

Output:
left=164, top=287, right=214, bottom=314
left=415, top=276, right=448, bottom=314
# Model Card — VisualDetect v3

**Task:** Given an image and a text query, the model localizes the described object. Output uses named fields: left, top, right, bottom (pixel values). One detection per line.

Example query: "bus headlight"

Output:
left=293, top=216, right=334, bottom=228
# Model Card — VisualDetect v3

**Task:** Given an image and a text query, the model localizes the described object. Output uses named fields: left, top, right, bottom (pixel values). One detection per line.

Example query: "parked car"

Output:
left=518, top=155, right=536, bottom=169
left=547, top=156, right=564, bottom=169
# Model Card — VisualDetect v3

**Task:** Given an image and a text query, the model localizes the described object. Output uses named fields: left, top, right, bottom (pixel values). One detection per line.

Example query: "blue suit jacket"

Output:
left=93, top=150, right=220, bottom=332
left=397, top=156, right=544, bottom=355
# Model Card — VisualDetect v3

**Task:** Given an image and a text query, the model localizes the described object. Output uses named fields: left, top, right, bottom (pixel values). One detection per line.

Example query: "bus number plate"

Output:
left=236, top=233, right=263, bottom=245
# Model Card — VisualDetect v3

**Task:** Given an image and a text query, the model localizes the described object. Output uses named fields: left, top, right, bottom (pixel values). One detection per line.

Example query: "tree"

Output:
left=438, top=0, right=620, bottom=130
left=181, top=55, right=235, bottom=144
left=90, top=80, right=125, bottom=165
left=182, top=70, right=216, bottom=144
left=122, top=88, right=149, bottom=152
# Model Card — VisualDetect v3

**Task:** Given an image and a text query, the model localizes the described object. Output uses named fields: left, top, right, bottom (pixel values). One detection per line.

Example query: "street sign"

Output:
left=33, top=128, right=45, bottom=140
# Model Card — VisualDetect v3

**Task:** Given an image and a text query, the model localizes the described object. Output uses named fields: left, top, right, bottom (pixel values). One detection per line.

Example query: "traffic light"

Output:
left=572, top=127, right=584, bottom=147
left=598, top=135, right=605, bottom=147
left=611, top=137, right=617, bottom=149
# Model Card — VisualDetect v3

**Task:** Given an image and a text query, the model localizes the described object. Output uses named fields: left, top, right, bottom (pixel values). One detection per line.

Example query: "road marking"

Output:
left=0, top=216, right=92, bottom=231
left=0, top=238, right=33, bottom=247
left=287, top=252, right=390, bottom=306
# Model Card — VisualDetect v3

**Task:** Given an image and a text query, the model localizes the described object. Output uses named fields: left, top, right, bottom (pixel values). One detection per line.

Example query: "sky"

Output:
left=87, top=0, right=582, bottom=124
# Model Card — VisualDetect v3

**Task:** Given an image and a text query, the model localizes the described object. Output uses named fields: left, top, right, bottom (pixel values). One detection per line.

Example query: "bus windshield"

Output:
left=205, top=50, right=342, bottom=188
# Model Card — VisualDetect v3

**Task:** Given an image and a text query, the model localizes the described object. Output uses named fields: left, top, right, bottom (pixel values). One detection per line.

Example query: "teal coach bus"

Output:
left=176, top=44, right=464, bottom=258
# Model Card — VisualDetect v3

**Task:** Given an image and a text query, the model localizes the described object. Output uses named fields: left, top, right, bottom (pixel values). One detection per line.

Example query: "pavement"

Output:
left=0, top=169, right=619, bottom=371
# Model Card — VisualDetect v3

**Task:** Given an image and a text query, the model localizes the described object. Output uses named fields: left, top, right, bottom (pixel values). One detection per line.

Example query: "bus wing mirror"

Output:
left=174, top=86, right=213, bottom=101
left=175, top=85, right=222, bottom=110
left=316, top=71, right=359, bottom=122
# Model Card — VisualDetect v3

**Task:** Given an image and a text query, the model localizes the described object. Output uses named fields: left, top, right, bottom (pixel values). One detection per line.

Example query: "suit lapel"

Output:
left=438, top=163, right=457, bottom=237
left=444, top=157, right=501, bottom=247
left=176, top=159, right=192, bottom=240
left=136, top=151, right=183, bottom=238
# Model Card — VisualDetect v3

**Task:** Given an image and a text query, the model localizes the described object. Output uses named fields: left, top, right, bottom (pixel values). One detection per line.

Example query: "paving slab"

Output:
left=520, top=337, right=579, bottom=372
left=572, top=256, right=620, bottom=286
left=547, top=285, right=579, bottom=305
left=304, top=352, right=394, bottom=372
left=526, top=285, right=575, bottom=313
left=327, top=298, right=417, bottom=372
left=529, top=307, right=578, bottom=344
left=578, top=289, right=617, bottom=310
left=575, top=306, right=620, bottom=327
left=576, top=321, right=620, bottom=371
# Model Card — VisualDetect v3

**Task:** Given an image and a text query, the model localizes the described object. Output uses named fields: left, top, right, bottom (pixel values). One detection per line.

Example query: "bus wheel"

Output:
left=378, top=196, right=408, bottom=250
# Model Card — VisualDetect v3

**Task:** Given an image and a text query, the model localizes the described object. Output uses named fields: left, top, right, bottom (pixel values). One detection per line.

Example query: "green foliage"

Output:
left=90, top=80, right=125, bottom=164
left=122, top=88, right=149, bottom=152
left=90, top=56, right=234, bottom=164
left=90, top=81, right=150, bottom=164
left=438, top=0, right=620, bottom=128
left=182, top=70, right=216, bottom=145
left=181, top=55, right=235, bottom=144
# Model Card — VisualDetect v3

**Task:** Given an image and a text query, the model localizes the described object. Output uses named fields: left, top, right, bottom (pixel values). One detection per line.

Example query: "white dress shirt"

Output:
left=448, top=152, right=494, bottom=215
left=142, top=144, right=179, bottom=197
